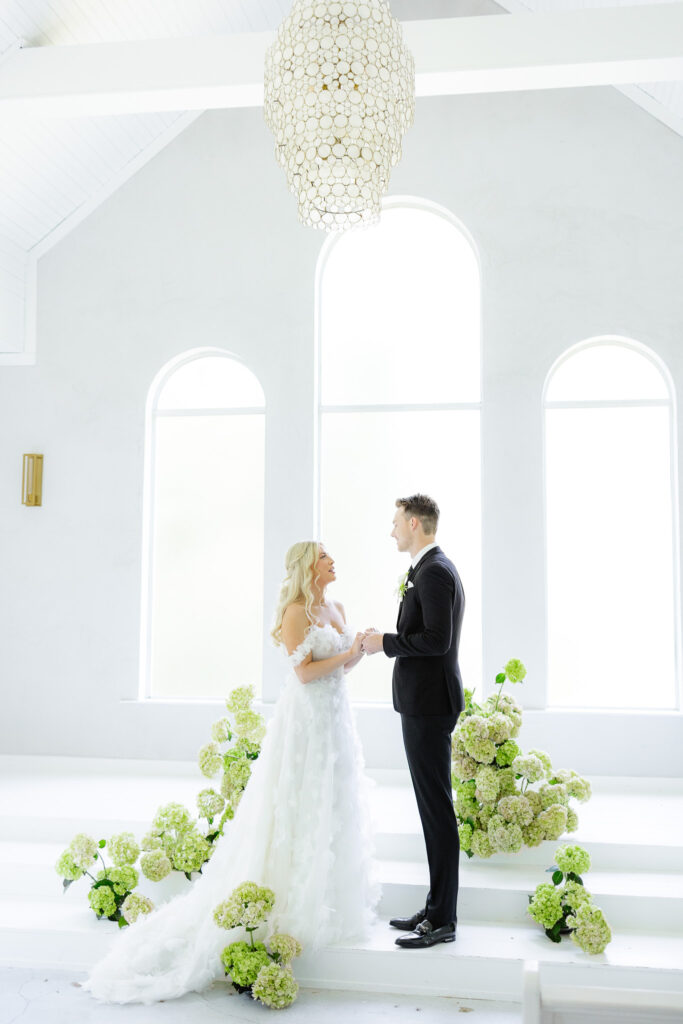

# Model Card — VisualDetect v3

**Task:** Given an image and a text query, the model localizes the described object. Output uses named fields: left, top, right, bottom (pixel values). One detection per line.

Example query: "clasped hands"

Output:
left=359, top=627, right=383, bottom=656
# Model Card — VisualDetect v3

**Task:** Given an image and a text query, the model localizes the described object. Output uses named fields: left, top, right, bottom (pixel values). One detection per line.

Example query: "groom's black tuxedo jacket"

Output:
left=383, top=546, right=465, bottom=716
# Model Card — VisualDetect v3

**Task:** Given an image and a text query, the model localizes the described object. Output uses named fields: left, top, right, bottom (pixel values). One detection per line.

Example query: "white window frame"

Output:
left=542, top=334, right=682, bottom=711
left=313, top=195, right=484, bottom=699
left=138, top=346, right=265, bottom=702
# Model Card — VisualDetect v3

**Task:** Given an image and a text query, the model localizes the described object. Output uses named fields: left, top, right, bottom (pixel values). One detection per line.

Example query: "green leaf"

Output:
left=567, top=872, right=584, bottom=885
left=184, top=871, right=193, bottom=881
left=98, top=839, right=106, bottom=848
left=549, top=779, right=559, bottom=785
left=62, top=878, right=75, bottom=892
left=552, top=870, right=564, bottom=886
left=92, top=878, right=115, bottom=890
left=545, top=865, right=559, bottom=874
left=495, top=673, right=506, bottom=685
left=465, top=850, right=474, bottom=859
left=544, top=926, right=562, bottom=943
left=118, top=917, right=128, bottom=929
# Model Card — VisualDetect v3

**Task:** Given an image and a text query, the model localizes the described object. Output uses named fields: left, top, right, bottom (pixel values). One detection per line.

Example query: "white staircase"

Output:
left=1, top=756, right=682, bottom=1012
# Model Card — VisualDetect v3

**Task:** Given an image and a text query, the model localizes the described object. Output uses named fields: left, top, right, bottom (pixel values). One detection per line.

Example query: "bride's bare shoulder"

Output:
left=282, top=602, right=308, bottom=623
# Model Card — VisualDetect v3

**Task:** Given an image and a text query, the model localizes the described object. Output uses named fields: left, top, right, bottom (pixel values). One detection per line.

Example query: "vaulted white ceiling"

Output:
left=0, top=0, right=681, bottom=362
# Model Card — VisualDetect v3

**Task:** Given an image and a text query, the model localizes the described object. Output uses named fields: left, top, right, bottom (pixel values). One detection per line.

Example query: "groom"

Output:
left=361, top=494, right=465, bottom=948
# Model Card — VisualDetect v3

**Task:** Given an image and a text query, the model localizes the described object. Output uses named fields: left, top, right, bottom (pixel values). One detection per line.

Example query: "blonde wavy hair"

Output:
left=271, top=541, right=321, bottom=646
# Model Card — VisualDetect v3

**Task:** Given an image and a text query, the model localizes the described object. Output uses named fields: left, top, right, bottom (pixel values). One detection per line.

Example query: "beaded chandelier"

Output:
left=264, top=1, right=415, bottom=232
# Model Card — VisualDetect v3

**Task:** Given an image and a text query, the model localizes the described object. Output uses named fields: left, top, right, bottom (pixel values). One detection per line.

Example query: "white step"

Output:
left=3, top=841, right=682, bottom=934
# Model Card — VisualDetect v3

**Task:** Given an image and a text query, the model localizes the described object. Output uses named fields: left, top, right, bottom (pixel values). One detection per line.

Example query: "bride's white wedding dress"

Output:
left=81, top=623, right=381, bottom=1005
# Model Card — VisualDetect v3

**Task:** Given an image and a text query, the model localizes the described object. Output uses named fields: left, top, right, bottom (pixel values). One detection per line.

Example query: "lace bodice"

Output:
left=287, top=622, right=355, bottom=681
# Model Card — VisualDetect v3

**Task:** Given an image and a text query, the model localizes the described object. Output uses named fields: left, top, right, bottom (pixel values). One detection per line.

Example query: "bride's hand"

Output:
left=350, top=632, right=365, bottom=658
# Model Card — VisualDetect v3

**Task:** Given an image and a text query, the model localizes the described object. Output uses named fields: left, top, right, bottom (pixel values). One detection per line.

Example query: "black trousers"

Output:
left=400, top=712, right=460, bottom=928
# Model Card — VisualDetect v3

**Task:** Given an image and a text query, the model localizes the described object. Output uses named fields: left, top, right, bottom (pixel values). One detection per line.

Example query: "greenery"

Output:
left=528, top=843, right=612, bottom=953
left=55, top=684, right=264, bottom=926
left=214, top=883, right=302, bottom=1008
left=451, top=660, right=592, bottom=858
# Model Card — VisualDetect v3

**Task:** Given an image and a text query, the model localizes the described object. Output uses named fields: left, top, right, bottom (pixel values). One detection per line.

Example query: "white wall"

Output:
left=1, top=87, right=682, bottom=773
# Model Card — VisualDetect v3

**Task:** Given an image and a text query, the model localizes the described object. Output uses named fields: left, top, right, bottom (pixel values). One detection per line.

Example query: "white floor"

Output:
left=0, top=967, right=522, bottom=1024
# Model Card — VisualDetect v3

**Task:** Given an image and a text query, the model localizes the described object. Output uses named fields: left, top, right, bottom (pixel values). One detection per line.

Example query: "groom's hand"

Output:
left=361, top=631, right=384, bottom=655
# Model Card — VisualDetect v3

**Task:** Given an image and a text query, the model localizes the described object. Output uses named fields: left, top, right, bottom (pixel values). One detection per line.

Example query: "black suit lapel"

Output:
left=396, top=548, right=441, bottom=628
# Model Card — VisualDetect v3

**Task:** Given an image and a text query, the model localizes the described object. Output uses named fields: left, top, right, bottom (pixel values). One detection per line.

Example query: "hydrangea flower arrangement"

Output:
left=198, top=685, right=266, bottom=841
left=214, top=882, right=302, bottom=1009
left=55, top=831, right=151, bottom=928
left=452, top=660, right=591, bottom=858
left=528, top=843, right=612, bottom=953
left=55, top=684, right=265, bottom=925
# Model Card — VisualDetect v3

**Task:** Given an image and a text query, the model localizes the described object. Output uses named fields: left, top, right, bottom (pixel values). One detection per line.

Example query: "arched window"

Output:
left=544, top=338, right=679, bottom=709
left=141, top=350, right=265, bottom=699
left=316, top=199, right=482, bottom=702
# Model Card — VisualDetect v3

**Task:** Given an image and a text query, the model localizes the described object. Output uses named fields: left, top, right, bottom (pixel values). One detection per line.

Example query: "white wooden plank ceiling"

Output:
left=0, top=0, right=680, bottom=360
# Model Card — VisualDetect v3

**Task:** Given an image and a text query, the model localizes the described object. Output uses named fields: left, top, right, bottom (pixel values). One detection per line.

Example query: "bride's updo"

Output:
left=271, top=541, right=320, bottom=645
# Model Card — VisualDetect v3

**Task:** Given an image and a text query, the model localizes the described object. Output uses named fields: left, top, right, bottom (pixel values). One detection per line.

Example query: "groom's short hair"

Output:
left=396, top=494, right=439, bottom=535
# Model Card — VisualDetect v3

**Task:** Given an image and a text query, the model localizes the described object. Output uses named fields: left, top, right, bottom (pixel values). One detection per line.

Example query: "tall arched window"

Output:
left=317, top=199, right=482, bottom=702
left=544, top=337, right=679, bottom=709
left=141, top=350, right=265, bottom=699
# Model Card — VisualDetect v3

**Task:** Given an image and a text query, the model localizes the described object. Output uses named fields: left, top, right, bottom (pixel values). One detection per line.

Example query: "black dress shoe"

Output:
left=389, top=908, right=427, bottom=931
left=395, top=920, right=456, bottom=948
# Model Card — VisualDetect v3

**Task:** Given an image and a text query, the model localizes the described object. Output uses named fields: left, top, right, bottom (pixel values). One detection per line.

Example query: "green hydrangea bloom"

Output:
left=252, top=963, right=299, bottom=1009
left=496, top=767, right=518, bottom=797
left=475, top=765, right=500, bottom=803
left=198, top=742, right=223, bottom=779
left=121, top=892, right=154, bottom=924
left=521, top=819, right=545, bottom=847
left=455, top=790, right=479, bottom=821
left=214, top=882, right=276, bottom=930
left=471, top=828, right=493, bottom=858
left=492, top=694, right=523, bottom=733
left=55, top=850, right=83, bottom=881
left=566, top=808, right=579, bottom=833
left=108, top=832, right=140, bottom=867
left=458, top=822, right=473, bottom=852
left=140, top=848, right=172, bottom=882
left=221, top=940, right=270, bottom=987
left=495, top=739, right=520, bottom=767
left=539, top=783, right=569, bottom=809
left=225, top=685, right=256, bottom=714
left=211, top=717, right=232, bottom=744
left=235, top=737, right=261, bottom=759
left=555, top=844, right=591, bottom=876
left=69, top=833, right=99, bottom=870
left=567, top=901, right=612, bottom=954
left=487, top=711, right=513, bottom=744
left=224, top=759, right=252, bottom=794
left=88, top=884, right=117, bottom=918
left=538, top=804, right=568, bottom=841
left=527, top=749, right=553, bottom=775
left=488, top=818, right=523, bottom=854
left=97, top=866, right=138, bottom=896
left=451, top=749, right=479, bottom=781
left=528, top=882, right=564, bottom=929
left=525, top=791, right=544, bottom=816
left=219, top=805, right=235, bottom=828
left=234, top=710, right=266, bottom=745
left=140, top=830, right=164, bottom=852
left=268, top=933, right=303, bottom=964
left=566, top=773, right=592, bottom=803
left=172, top=830, right=211, bottom=873
left=477, top=804, right=497, bottom=830
left=497, top=795, right=534, bottom=827
left=504, top=659, right=527, bottom=683
left=561, top=880, right=592, bottom=911
left=152, top=802, right=192, bottom=833
left=197, top=788, right=225, bottom=819
left=511, top=755, right=546, bottom=784
left=468, top=736, right=497, bottom=764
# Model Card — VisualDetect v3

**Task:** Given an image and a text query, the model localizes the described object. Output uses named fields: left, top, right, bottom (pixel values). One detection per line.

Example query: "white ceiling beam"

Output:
left=0, top=5, right=682, bottom=118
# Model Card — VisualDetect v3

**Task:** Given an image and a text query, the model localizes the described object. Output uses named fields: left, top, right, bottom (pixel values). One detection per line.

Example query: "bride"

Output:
left=81, top=541, right=381, bottom=1004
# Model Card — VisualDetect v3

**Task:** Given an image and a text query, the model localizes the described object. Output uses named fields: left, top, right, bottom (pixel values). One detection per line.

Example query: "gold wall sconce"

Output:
left=22, top=454, right=43, bottom=506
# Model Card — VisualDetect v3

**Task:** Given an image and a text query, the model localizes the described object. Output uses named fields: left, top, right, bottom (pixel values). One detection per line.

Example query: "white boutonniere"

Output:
left=395, top=571, right=414, bottom=602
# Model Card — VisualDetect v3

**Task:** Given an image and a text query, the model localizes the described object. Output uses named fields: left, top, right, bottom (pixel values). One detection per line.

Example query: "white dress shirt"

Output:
left=411, top=541, right=438, bottom=570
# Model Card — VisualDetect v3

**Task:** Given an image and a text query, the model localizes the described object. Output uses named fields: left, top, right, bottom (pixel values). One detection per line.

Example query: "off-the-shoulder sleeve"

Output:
left=288, top=634, right=315, bottom=668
